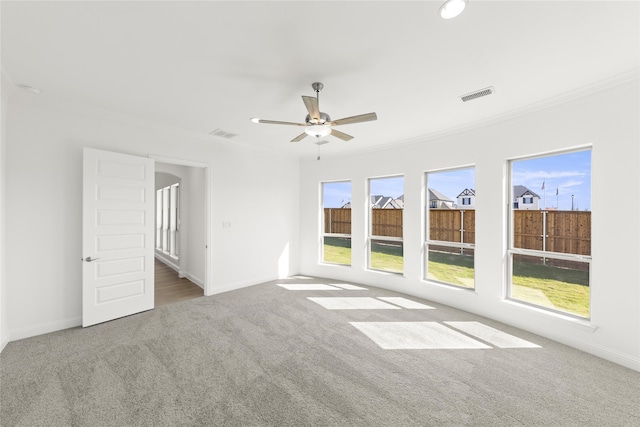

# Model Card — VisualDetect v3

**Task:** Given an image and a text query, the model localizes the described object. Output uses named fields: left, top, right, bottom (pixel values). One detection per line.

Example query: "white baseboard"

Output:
left=185, top=273, right=204, bottom=289
left=154, top=254, right=203, bottom=289
left=9, top=316, right=82, bottom=342
left=535, top=330, right=640, bottom=372
left=0, top=334, right=9, bottom=353
left=155, top=252, right=179, bottom=271
left=208, top=275, right=279, bottom=296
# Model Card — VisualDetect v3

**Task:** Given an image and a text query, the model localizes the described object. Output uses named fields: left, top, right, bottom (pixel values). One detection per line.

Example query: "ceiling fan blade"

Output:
left=330, top=112, right=377, bottom=126
left=253, top=119, right=305, bottom=126
left=291, top=132, right=308, bottom=142
left=302, top=96, right=320, bottom=121
left=330, top=128, right=354, bottom=141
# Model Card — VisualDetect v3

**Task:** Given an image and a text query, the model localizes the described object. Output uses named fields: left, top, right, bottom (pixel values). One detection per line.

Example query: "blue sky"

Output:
left=512, top=150, right=591, bottom=211
left=322, top=150, right=591, bottom=210
left=322, top=181, right=352, bottom=208
left=370, top=176, right=404, bottom=199
left=427, top=168, right=475, bottom=201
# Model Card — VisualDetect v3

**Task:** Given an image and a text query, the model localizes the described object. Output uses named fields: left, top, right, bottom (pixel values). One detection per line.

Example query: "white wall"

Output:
left=5, top=100, right=300, bottom=342
left=0, top=73, right=9, bottom=352
left=186, top=166, right=205, bottom=286
left=299, top=79, right=640, bottom=371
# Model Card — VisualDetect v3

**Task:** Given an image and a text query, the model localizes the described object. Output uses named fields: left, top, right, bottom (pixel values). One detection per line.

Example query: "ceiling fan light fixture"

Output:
left=305, top=125, right=331, bottom=138
left=250, top=117, right=260, bottom=123
left=439, top=0, right=467, bottom=19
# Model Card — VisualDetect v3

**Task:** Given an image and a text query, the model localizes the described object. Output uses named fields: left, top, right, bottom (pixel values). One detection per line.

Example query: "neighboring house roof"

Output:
left=428, top=188, right=453, bottom=202
left=371, top=195, right=403, bottom=209
left=457, top=188, right=475, bottom=197
left=513, top=185, right=540, bottom=198
left=341, top=202, right=351, bottom=208
left=388, top=198, right=404, bottom=209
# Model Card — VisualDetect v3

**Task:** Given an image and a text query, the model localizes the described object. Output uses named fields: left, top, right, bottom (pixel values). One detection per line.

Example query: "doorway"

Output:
left=154, top=158, right=210, bottom=305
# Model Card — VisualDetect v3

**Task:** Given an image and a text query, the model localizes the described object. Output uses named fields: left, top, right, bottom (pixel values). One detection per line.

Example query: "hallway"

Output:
left=155, top=259, right=203, bottom=307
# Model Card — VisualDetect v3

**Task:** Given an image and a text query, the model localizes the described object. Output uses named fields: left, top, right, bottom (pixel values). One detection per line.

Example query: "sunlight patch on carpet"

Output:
left=350, top=322, right=490, bottom=349
left=308, top=297, right=401, bottom=310
left=377, top=297, right=435, bottom=309
left=330, top=283, right=368, bottom=290
left=277, top=284, right=343, bottom=291
left=444, top=321, right=541, bottom=348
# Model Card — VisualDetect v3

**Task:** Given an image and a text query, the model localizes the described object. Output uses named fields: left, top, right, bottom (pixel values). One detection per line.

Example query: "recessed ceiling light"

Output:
left=440, top=0, right=467, bottom=20
left=17, top=84, right=41, bottom=95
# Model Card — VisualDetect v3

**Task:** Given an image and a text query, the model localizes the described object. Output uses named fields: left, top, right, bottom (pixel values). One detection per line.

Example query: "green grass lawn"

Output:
left=512, top=258, right=589, bottom=317
left=323, top=237, right=352, bottom=265
left=370, top=240, right=403, bottom=273
left=322, top=240, right=589, bottom=317
left=426, top=250, right=474, bottom=288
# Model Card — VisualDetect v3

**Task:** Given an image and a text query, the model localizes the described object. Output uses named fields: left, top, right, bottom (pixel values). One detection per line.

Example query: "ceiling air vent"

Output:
left=209, top=128, right=238, bottom=139
left=460, top=86, right=495, bottom=102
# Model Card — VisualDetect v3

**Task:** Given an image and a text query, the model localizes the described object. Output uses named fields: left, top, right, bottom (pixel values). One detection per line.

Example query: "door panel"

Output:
left=83, top=148, right=155, bottom=327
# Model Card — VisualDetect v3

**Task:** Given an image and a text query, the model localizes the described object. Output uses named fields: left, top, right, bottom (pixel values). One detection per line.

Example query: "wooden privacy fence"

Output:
left=323, top=208, right=402, bottom=237
left=324, top=208, right=352, bottom=234
left=324, top=208, right=591, bottom=255
left=429, top=210, right=475, bottom=244
left=512, top=210, right=591, bottom=256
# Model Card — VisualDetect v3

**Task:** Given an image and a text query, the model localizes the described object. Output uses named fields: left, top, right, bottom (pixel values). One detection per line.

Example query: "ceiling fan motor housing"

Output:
left=305, top=112, right=331, bottom=125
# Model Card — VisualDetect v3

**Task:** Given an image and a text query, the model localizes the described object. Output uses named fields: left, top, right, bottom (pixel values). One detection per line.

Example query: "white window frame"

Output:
left=424, top=167, right=476, bottom=289
left=321, top=180, right=352, bottom=266
left=507, top=149, right=592, bottom=319
left=368, top=175, right=404, bottom=274
left=156, top=183, right=180, bottom=260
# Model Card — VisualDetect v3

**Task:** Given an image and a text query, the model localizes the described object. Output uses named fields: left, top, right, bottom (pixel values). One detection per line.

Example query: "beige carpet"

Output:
left=1, top=276, right=639, bottom=426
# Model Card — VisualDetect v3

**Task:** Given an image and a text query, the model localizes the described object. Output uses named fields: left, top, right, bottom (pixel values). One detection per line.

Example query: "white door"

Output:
left=82, top=148, right=155, bottom=327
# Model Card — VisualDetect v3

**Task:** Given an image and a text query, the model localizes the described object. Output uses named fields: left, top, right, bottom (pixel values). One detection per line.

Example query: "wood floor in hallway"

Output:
left=155, top=259, right=203, bottom=307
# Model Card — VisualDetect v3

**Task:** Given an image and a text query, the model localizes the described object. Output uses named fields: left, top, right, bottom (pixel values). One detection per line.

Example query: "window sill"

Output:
left=320, top=262, right=352, bottom=268
left=502, top=299, right=598, bottom=333
left=422, top=279, right=477, bottom=293
left=367, top=268, right=404, bottom=277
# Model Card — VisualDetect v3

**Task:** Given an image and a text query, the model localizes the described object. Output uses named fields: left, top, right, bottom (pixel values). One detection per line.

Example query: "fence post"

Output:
left=460, top=210, right=464, bottom=255
left=542, top=210, right=547, bottom=265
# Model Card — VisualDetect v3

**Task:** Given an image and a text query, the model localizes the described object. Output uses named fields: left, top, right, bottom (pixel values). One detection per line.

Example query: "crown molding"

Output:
left=313, top=68, right=640, bottom=162
left=0, top=69, right=17, bottom=101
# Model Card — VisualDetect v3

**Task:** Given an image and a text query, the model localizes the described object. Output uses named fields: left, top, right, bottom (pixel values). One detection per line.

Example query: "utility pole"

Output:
left=571, top=194, right=575, bottom=211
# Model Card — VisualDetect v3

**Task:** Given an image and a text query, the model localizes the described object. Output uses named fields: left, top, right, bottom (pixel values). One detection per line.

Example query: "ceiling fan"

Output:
left=251, top=82, right=377, bottom=142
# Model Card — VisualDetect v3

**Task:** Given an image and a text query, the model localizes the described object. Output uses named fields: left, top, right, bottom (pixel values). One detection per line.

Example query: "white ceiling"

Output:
left=2, top=1, right=639, bottom=158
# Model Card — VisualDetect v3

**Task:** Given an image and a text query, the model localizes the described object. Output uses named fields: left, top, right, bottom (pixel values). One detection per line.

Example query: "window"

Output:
left=368, top=176, right=404, bottom=274
left=509, top=149, right=591, bottom=318
left=321, top=181, right=352, bottom=266
left=425, top=168, right=475, bottom=288
left=156, top=183, right=180, bottom=259
left=523, top=196, right=533, bottom=204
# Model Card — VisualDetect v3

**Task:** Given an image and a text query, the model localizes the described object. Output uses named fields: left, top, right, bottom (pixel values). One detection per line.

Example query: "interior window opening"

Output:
left=368, top=176, right=404, bottom=274
left=425, top=167, right=476, bottom=289
left=321, top=181, right=352, bottom=266
left=508, top=149, right=592, bottom=318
